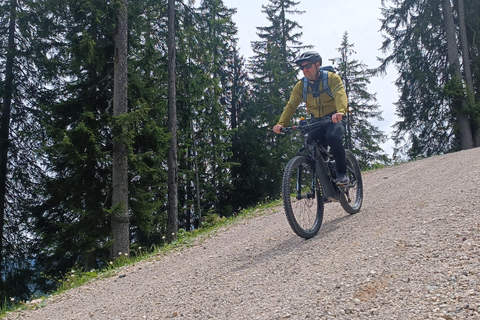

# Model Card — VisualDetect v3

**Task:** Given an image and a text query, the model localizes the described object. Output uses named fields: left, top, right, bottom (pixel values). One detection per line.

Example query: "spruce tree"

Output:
left=121, top=0, right=170, bottom=247
left=245, top=0, right=308, bottom=201
left=0, top=0, right=55, bottom=301
left=111, top=0, right=130, bottom=257
left=442, top=0, right=474, bottom=150
left=167, top=0, right=178, bottom=242
left=459, top=0, right=480, bottom=145
left=31, top=1, right=117, bottom=285
left=379, top=0, right=480, bottom=159
left=174, top=0, right=239, bottom=223
left=224, top=48, right=252, bottom=213
left=336, top=32, right=388, bottom=169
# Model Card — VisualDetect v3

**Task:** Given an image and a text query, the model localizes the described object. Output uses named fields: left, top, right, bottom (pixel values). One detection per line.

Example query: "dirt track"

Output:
left=5, top=148, right=480, bottom=320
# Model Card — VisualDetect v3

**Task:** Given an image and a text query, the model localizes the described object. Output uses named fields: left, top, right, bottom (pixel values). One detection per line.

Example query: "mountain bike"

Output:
left=281, top=116, right=363, bottom=239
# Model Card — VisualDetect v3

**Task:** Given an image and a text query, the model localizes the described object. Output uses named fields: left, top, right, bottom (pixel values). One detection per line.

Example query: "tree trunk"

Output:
left=167, top=0, right=178, bottom=243
left=442, top=0, right=474, bottom=150
left=456, top=0, right=480, bottom=146
left=192, top=131, right=202, bottom=227
left=0, top=0, right=17, bottom=274
left=111, top=0, right=129, bottom=258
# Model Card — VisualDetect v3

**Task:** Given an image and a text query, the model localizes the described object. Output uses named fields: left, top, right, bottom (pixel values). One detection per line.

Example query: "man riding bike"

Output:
left=273, top=51, right=349, bottom=184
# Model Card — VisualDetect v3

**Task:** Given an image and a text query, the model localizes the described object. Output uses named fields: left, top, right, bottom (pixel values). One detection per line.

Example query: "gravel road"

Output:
left=5, top=148, right=480, bottom=320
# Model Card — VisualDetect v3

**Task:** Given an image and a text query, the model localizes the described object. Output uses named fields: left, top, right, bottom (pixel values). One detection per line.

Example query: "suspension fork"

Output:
left=295, top=158, right=317, bottom=200
left=295, top=166, right=303, bottom=200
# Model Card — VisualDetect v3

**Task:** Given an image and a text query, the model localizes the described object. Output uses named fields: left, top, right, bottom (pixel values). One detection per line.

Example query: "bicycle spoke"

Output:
left=282, top=156, right=324, bottom=238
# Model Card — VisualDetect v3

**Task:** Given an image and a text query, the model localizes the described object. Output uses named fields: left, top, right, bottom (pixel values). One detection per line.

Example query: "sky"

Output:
left=222, top=0, right=399, bottom=156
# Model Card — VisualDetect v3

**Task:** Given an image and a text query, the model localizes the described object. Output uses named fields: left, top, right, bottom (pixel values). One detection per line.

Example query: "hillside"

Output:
left=5, top=148, right=480, bottom=320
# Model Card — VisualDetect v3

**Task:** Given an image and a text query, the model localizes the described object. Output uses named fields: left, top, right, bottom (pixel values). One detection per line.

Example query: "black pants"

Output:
left=310, top=121, right=347, bottom=175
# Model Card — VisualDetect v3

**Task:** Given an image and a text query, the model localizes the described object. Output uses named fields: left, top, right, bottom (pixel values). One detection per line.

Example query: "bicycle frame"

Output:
left=285, top=117, right=342, bottom=202
left=281, top=117, right=363, bottom=238
left=314, top=145, right=338, bottom=201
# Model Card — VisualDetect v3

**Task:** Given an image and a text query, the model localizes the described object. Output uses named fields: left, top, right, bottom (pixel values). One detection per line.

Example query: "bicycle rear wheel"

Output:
left=340, top=150, right=363, bottom=214
left=282, top=156, right=324, bottom=239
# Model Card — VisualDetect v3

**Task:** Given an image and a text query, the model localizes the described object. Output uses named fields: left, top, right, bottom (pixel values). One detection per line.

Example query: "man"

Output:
left=273, top=51, right=349, bottom=184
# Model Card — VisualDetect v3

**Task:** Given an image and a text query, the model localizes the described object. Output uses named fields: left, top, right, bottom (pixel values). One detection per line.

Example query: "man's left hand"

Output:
left=332, top=113, right=344, bottom=123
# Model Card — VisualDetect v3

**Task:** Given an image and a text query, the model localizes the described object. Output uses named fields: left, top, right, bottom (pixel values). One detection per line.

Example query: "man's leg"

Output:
left=326, top=122, right=347, bottom=182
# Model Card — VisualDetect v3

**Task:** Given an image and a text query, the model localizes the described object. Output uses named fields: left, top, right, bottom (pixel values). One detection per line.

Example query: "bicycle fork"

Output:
left=295, top=163, right=316, bottom=200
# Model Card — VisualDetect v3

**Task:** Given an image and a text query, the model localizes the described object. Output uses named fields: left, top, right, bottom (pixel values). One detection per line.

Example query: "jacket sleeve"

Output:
left=276, top=81, right=303, bottom=126
left=329, top=73, right=348, bottom=115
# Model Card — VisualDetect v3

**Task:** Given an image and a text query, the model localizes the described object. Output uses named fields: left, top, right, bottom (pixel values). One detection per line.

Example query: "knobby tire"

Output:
left=282, top=156, right=324, bottom=239
left=340, top=150, right=363, bottom=214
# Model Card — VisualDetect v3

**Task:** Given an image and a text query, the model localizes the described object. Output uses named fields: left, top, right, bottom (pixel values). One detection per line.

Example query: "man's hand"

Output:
left=332, top=113, right=344, bottom=123
left=273, top=125, right=284, bottom=134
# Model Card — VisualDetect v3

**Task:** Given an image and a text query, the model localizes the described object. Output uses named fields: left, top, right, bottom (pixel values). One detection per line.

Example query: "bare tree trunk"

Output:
left=111, top=0, right=129, bottom=258
left=456, top=0, right=480, bottom=146
left=167, top=0, right=178, bottom=243
left=0, top=0, right=16, bottom=274
left=192, top=131, right=201, bottom=227
left=442, top=0, right=474, bottom=150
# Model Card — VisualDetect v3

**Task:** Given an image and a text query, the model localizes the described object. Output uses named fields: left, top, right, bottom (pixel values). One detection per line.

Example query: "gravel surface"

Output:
left=5, top=148, right=480, bottom=320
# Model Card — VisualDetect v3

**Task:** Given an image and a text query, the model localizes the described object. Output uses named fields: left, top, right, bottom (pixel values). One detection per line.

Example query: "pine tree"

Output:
left=174, top=0, right=239, bottom=224
left=224, top=48, right=253, bottom=213
left=31, top=0, right=117, bottom=285
left=245, top=0, right=308, bottom=201
left=336, top=32, right=388, bottom=169
left=167, top=0, right=178, bottom=242
left=111, top=0, right=130, bottom=257
left=30, top=0, right=176, bottom=285
left=121, top=0, right=170, bottom=247
left=379, top=0, right=480, bottom=159
left=458, top=0, right=480, bottom=145
left=0, top=0, right=55, bottom=301
left=466, top=0, right=480, bottom=104
left=442, top=0, right=474, bottom=149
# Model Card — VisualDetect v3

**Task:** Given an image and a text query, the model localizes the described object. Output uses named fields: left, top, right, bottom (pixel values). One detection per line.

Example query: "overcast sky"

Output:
left=222, top=0, right=398, bottom=155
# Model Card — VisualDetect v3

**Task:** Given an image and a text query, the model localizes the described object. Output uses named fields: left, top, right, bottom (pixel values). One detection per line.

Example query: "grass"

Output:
left=1, top=198, right=282, bottom=317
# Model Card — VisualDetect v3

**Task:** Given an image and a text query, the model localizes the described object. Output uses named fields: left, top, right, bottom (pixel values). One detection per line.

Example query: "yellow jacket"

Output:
left=277, top=72, right=348, bottom=126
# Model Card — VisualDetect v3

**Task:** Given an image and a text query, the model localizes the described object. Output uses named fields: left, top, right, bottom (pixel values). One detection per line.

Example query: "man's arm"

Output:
left=276, top=81, right=303, bottom=128
left=330, top=73, right=348, bottom=115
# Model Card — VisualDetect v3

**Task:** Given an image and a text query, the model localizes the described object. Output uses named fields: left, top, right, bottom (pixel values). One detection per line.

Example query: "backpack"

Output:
left=302, top=66, right=335, bottom=101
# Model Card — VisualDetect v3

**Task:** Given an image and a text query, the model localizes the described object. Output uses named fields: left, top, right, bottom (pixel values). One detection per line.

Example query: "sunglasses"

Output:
left=299, top=62, right=314, bottom=70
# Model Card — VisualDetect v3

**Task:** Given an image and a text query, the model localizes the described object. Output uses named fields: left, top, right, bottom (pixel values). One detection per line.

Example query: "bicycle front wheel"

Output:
left=282, top=156, right=324, bottom=239
left=340, top=150, right=363, bottom=214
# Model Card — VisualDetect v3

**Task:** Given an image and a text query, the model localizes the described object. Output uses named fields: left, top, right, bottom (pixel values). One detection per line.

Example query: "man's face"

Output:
left=300, top=61, right=319, bottom=81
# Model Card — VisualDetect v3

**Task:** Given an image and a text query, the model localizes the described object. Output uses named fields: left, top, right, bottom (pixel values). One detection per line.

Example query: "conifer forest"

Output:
left=0, top=0, right=479, bottom=302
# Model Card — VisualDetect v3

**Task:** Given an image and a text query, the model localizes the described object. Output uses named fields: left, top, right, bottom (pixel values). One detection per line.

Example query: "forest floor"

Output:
left=4, top=148, right=480, bottom=320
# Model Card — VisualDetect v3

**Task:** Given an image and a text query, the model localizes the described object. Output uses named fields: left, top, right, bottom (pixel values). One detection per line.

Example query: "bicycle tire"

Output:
left=340, top=150, right=363, bottom=214
left=282, top=155, right=324, bottom=239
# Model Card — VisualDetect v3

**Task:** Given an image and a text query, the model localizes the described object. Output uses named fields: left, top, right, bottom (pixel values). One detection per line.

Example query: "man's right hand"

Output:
left=273, top=125, right=284, bottom=134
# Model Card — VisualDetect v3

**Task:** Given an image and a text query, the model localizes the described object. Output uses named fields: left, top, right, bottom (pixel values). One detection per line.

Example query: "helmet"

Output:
left=294, top=51, right=322, bottom=66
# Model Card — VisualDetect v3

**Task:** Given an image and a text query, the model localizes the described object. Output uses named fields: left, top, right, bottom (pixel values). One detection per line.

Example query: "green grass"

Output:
left=1, top=199, right=282, bottom=317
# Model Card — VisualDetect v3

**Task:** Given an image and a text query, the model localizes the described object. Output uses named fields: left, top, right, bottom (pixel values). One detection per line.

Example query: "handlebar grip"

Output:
left=280, top=127, right=293, bottom=134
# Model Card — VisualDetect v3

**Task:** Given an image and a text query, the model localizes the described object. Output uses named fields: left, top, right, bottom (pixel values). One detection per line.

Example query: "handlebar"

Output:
left=280, top=116, right=332, bottom=135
